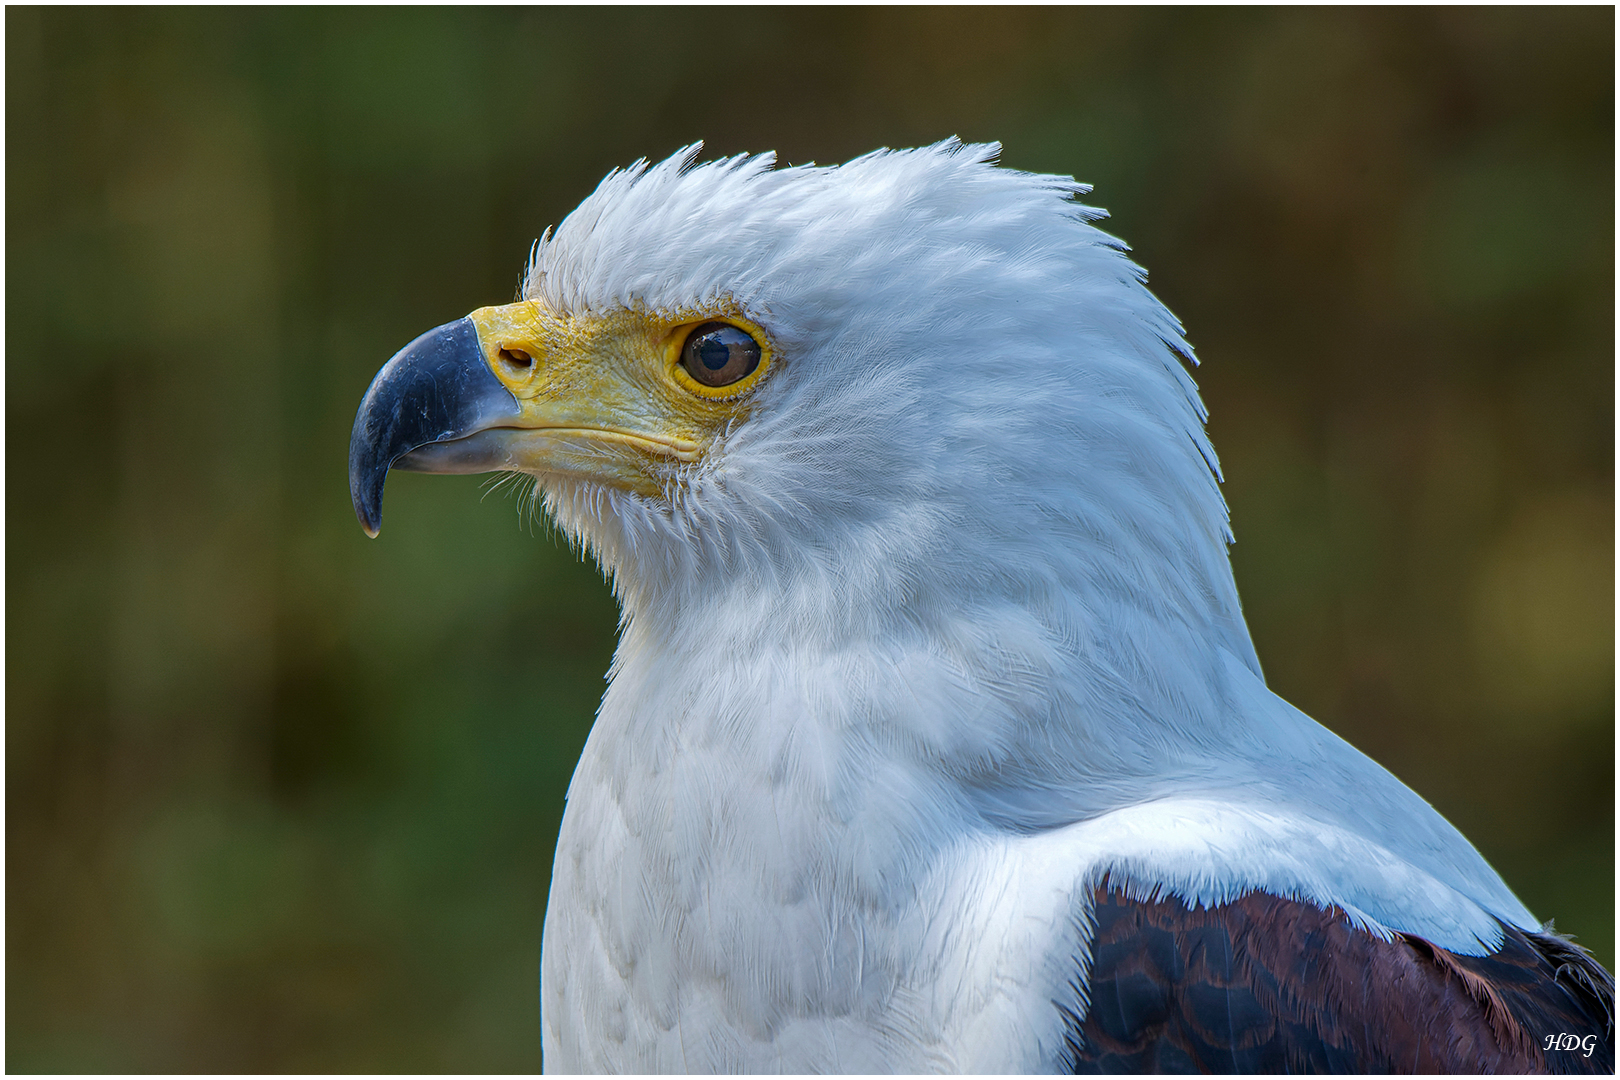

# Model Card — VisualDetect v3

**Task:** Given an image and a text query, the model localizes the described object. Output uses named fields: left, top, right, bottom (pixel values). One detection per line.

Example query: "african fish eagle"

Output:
left=348, top=142, right=1613, bottom=1072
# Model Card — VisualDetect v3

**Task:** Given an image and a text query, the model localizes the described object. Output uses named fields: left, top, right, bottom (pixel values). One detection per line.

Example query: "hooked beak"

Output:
left=347, top=317, right=521, bottom=538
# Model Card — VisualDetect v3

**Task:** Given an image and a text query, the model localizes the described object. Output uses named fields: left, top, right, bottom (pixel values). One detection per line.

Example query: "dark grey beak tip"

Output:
left=352, top=468, right=384, bottom=539
left=347, top=316, right=520, bottom=537
left=349, top=399, right=391, bottom=537
left=348, top=416, right=388, bottom=538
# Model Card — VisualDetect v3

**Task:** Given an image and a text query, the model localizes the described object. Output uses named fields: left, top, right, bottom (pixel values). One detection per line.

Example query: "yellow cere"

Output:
left=463, top=301, right=773, bottom=497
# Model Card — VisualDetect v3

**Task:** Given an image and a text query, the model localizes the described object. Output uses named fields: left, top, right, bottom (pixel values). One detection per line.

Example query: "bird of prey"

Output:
left=349, top=142, right=1612, bottom=1073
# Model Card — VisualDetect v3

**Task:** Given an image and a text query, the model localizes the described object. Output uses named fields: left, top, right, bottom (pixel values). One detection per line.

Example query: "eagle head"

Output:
left=350, top=141, right=1253, bottom=684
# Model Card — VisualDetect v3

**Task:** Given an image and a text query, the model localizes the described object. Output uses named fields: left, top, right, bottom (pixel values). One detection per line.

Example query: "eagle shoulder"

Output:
left=1064, top=881, right=1614, bottom=1073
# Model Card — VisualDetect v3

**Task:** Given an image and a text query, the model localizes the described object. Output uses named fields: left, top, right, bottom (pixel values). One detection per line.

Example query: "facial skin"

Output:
left=349, top=300, right=774, bottom=535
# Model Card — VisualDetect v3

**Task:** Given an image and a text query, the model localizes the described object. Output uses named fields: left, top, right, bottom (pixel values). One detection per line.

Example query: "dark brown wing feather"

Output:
left=1063, top=881, right=1613, bottom=1073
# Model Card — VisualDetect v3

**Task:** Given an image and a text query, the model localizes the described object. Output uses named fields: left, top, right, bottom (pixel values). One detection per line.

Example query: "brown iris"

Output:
left=679, top=323, right=761, bottom=388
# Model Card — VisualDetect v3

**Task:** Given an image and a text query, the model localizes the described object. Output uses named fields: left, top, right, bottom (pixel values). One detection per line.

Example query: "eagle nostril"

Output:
left=499, top=347, right=534, bottom=372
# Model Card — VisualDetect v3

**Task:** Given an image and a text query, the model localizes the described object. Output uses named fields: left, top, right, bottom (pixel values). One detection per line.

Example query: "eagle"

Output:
left=348, top=142, right=1612, bottom=1073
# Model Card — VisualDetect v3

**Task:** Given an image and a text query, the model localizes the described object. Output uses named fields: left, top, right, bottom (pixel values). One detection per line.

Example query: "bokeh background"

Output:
left=8, top=7, right=1613, bottom=1071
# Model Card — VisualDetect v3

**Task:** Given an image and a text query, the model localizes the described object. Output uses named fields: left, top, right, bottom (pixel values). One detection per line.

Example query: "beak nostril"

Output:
left=499, top=348, right=534, bottom=370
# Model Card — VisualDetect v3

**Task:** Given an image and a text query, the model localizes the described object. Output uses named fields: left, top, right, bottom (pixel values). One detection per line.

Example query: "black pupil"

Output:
left=698, top=335, right=731, bottom=371
left=681, top=323, right=760, bottom=388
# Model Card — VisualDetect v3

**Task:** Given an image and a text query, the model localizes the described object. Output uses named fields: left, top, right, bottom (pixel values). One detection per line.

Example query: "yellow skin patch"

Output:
left=464, top=301, right=773, bottom=497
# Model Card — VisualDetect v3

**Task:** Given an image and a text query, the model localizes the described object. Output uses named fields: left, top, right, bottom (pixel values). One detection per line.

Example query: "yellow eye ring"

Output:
left=666, top=315, right=773, bottom=399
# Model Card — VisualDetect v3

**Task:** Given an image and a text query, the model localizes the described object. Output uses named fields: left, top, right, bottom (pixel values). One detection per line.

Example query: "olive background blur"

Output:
left=7, top=7, right=1613, bottom=1072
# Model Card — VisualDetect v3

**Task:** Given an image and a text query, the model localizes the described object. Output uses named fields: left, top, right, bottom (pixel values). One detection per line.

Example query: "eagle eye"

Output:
left=679, top=323, right=760, bottom=388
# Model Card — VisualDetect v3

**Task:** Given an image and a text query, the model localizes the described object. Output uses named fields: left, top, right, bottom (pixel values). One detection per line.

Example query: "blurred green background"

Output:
left=7, top=7, right=1612, bottom=1072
